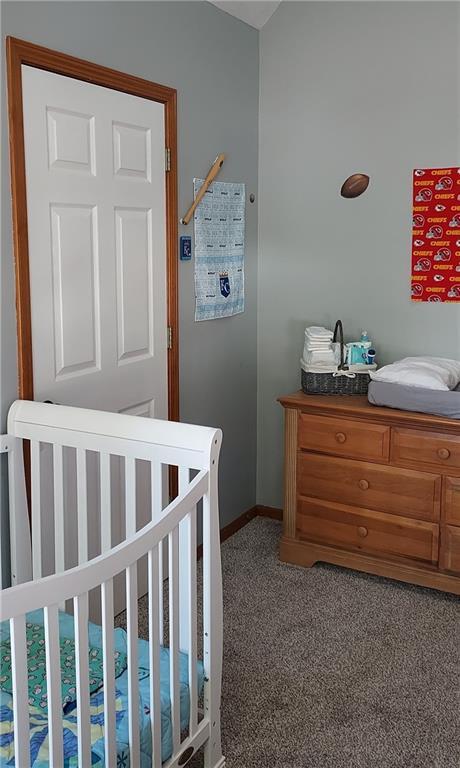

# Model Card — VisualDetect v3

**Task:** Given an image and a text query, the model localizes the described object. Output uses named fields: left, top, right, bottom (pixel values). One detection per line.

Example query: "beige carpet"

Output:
left=121, top=517, right=460, bottom=767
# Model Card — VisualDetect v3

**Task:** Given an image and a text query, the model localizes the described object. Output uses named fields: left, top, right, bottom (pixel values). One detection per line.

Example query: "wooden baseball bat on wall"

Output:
left=181, top=153, right=225, bottom=225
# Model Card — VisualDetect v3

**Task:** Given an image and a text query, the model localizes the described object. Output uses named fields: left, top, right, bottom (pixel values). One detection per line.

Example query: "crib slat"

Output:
left=125, top=457, right=140, bottom=765
left=31, top=440, right=42, bottom=579
left=188, top=516, right=198, bottom=732
left=169, top=527, right=181, bottom=754
left=148, top=545, right=162, bottom=766
left=7, top=436, right=31, bottom=586
left=125, top=456, right=136, bottom=537
left=126, top=562, right=140, bottom=764
left=151, top=461, right=164, bottom=644
left=74, top=592, right=91, bottom=767
left=53, top=444, right=65, bottom=575
left=101, top=579, right=117, bottom=767
left=158, top=541, right=164, bottom=646
left=188, top=522, right=198, bottom=733
left=178, top=467, right=198, bottom=732
left=76, top=448, right=88, bottom=564
left=178, top=467, right=190, bottom=654
left=44, top=604, right=64, bottom=766
left=100, top=453, right=111, bottom=553
left=125, top=454, right=140, bottom=763
left=10, top=614, right=30, bottom=767
left=151, top=460, right=163, bottom=519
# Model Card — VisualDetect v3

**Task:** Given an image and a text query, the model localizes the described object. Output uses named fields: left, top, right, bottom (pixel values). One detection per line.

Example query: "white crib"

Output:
left=0, top=400, right=225, bottom=768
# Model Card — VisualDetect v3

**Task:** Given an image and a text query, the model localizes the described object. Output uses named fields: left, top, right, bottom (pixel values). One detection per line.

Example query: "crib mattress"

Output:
left=0, top=609, right=204, bottom=767
left=368, top=380, right=460, bottom=419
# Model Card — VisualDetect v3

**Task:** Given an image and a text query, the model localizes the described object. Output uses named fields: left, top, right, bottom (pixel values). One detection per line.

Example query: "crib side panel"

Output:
left=8, top=407, right=217, bottom=600
left=3, top=402, right=224, bottom=768
left=3, top=464, right=218, bottom=768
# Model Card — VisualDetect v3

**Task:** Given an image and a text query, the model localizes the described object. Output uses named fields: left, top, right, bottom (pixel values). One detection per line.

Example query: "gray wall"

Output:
left=3, top=0, right=460, bottom=530
left=258, top=1, right=460, bottom=507
left=0, top=1, right=259, bottom=532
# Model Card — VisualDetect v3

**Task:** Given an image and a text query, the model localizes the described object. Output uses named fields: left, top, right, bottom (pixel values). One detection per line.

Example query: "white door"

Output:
left=22, top=65, right=168, bottom=416
left=22, top=66, right=169, bottom=612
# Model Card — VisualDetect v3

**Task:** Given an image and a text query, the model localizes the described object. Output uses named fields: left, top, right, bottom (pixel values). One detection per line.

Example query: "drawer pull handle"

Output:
left=335, top=432, right=347, bottom=444
left=437, top=448, right=450, bottom=460
left=358, top=479, right=369, bottom=491
left=358, top=526, right=368, bottom=538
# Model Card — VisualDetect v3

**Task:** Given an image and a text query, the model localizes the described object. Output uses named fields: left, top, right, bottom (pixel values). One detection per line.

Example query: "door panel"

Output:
left=113, top=121, right=151, bottom=180
left=115, top=207, right=153, bottom=363
left=50, top=203, right=100, bottom=378
left=47, top=107, right=96, bottom=173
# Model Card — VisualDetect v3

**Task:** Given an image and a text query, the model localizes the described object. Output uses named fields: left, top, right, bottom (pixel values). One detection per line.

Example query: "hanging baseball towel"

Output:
left=193, top=178, right=245, bottom=321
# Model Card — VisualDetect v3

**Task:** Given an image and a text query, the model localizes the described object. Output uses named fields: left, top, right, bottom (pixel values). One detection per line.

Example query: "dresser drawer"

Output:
left=443, top=477, right=460, bottom=525
left=297, top=497, right=439, bottom=564
left=440, top=525, right=460, bottom=574
left=392, top=428, right=460, bottom=471
left=298, top=452, right=441, bottom=521
left=298, top=412, right=390, bottom=462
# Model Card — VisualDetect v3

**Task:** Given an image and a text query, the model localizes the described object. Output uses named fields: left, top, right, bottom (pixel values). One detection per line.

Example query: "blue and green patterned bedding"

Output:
left=0, top=620, right=128, bottom=712
left=0, top=610, right=204, bottom=767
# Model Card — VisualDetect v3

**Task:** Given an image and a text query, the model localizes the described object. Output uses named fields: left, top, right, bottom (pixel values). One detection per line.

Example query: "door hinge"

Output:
left=167, top=326, right=173, bottom=349
left=165, top=147, right=171, bottom=172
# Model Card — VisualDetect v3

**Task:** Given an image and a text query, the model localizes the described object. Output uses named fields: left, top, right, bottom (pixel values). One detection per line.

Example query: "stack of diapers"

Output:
left=302, top=326, right=338, bottom=369
left=368, top=356, right=460, bottom=418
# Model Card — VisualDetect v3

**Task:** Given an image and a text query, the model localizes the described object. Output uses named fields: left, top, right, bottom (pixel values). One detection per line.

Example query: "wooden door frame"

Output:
left=6, top=36, right=179, bottom=424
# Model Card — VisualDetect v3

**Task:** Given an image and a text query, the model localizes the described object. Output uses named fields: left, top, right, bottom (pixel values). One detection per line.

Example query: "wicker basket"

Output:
left=301, top=320, right=372, bottom=396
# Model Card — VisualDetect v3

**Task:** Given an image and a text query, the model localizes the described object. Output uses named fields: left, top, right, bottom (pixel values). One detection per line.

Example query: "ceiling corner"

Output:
left=208, top=1, right=281, bottom=30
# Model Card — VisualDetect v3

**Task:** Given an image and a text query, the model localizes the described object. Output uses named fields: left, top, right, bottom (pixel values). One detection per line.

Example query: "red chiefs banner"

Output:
left=411, top=167, right=460, bottom=302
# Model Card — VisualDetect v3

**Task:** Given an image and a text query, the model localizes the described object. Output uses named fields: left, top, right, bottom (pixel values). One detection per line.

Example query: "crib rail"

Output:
left=1, top=469, right=208, bottom=618
left=1, top=400, right=225, bottom=768
left=8, top=400, right=215, bottom=466
left=7, top=399, right=220, bottom=585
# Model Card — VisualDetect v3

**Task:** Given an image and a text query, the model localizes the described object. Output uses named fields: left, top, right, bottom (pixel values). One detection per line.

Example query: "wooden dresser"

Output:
left=279, top=392, right=460, bottom=595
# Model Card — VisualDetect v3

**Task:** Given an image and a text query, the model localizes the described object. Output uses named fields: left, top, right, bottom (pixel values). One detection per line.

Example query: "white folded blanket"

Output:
left=305, top=326, right=333, bottom=340
left=304, top=348, right=336, bottom=364
left=369, top=356, right=460, bottom=391
left=305, top=344, right=333, bottom=352
left=305, top=338, right=332, bottom=345
left=301, top=358, right=337, bottom=373
left=304, top=327, right=334, bottom=365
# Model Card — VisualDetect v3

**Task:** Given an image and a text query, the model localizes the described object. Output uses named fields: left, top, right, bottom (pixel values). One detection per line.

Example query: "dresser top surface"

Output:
left=278, top=391, right=460, bottom=432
